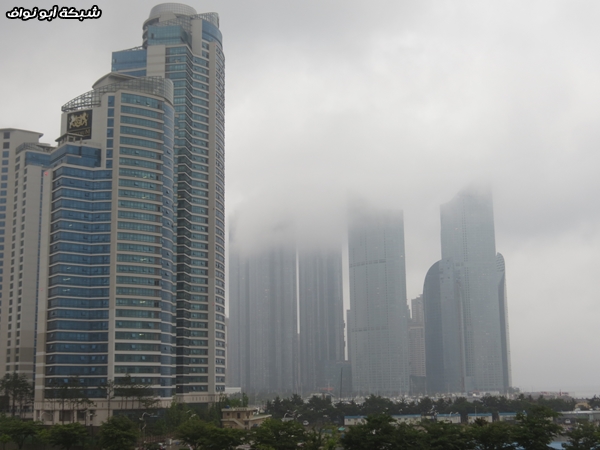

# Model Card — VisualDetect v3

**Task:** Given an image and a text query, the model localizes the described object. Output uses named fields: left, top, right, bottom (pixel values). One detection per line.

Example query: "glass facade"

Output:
left=114, top=90, right=176, bottom=397
left=347, top=209, right=411, bottom=395
left=46, top=149, right=111, bottom=400
left=112, top=5, right=226, bottom=396
left=422, top=187, right=511, bottom=394
left=34, top=75, right=178, bottom=404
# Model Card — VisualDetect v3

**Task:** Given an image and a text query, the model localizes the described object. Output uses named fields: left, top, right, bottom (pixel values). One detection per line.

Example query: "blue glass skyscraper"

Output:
left=111, top=3, right=227, bottom=400
left=32, top=74, right=177, bottom=422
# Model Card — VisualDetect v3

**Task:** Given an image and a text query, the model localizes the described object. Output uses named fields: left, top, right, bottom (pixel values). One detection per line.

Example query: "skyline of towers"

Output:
left=423, top=186, right=511, bottom=394
left=228, top=236, right=346, bottom=396
left=0, top=6, right=513, bottom=407
left=227, top=190, right=511, bottom=397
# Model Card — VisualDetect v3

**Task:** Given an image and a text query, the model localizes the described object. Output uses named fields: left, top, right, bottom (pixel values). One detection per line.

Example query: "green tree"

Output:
left=0, top=434, right=10, bottom=450
left=176, top=419, right=245, bottom=450
left=98, top=415, right=139, bottom=450
left=66, top=377, right=96, bottom=424
left=33, top=428, right=51, bottom=450
left=47, top=422, right=89, bottom=450
left=224, top=392, right=250, bottom=408
left=562, top=421, right=600, bottom=450
left=0, top=418, right=40, bottom=450
left=588, top=396, right=600, bottom=410
left=470, top=420, right=516, bottom=450
left=103, top=379, right=117, bottom=419
left=333, top=399, right=361, bottom=422
left=360, top=395, right=396, bottom=416
left=417, top=396, right=436, bottom=415
left=340, top=414, right=423, bottom=450
left=115, top=374, right=155, bottom=410
left=0, top=373, right=33, bottom=417
left=162, top=401, right=198, bottom=433
left=251, top=418, right=307, bottom=450
left=303, top=395, right=337, bottom=425
left=422, top=420, right=474, bottom=450
left=395, top=422, right=427, bottom=449
left=304, top=425, right=340, bottom=450
left=175, top=418, right=207, bottom=450
left=513, top=406, right=561, bottom=450
left=198, top=426, right=245, bottom=450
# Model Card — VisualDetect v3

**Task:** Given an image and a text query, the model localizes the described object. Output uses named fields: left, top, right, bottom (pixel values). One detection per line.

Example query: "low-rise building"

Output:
left=498, top=412, right=517, bottom=422
left=437, top=414, right=461, bottom=424
left=394, top=414, right=422, bottom=424
left=344, top=416, right=367, bottom=426
left=468, top=413, right=493, bottom=423
left=221, top=407, right=271, bottom=430
left=559, top=410, right=600, bottom=426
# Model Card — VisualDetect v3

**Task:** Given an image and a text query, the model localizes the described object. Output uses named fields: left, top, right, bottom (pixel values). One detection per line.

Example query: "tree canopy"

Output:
left=97, top=415, right=139, bottom=450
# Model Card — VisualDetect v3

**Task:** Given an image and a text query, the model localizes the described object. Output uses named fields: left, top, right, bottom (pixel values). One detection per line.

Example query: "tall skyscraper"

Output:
left=0, top=129, right=53, bottom=385
left=298, top=248, right=345, bottom=395
left=423, top=187, right=511, bottom=394
left=496, top=253, right=511, bottom=391
left=228, top=240, right=298, bottom=394
left=408, top=295, right=426, bottom=394
left=29, top=73, right=177, bottom=422
left=423, top=258, right=465, bottom=394
left=111, top=3, right=227, bottom=400
left=347, top=208, right=410, bottom=395
left=12, top=3, right=228, bottom=422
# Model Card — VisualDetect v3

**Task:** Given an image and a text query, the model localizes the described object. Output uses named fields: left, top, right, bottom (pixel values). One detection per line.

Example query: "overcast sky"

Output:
left=2, top=0, right=599, bottom=396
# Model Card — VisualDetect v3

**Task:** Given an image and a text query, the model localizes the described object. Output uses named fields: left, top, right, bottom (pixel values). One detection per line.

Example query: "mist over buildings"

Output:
left=2, top=0, right=600, bottom=393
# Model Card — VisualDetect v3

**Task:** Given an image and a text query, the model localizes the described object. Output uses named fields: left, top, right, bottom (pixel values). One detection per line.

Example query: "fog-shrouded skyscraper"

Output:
left=228, top=239, right=298, bottom=394
left=408, top=295, right=426, bottom=394
left=496, top=252, right=511, bottom=391
left=347, top=207, right=410, bottom=395
left=423, top=186, right=511, bottom=394
left=298, top=248, right=345, bottom=395
left=423, top=258, right=466, bottom=394
left=111, top=3, right=227, bottom=400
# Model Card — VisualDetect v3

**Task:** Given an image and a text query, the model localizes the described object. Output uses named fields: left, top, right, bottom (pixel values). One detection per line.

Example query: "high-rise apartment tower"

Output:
left=423, top=187, right=511, bottom=394
left=228, top=241, right=298, bottom=394
left=298, top=248, right=345, bottom=395
left=408, top=295, right=426, bottom=394
left=30, top=73, right=177, bottom=423
left=0, top=129, right=53, bottom=386
left=111, top=3, right=227, bottom=400
left=347, top=207, right=410, bottom=395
